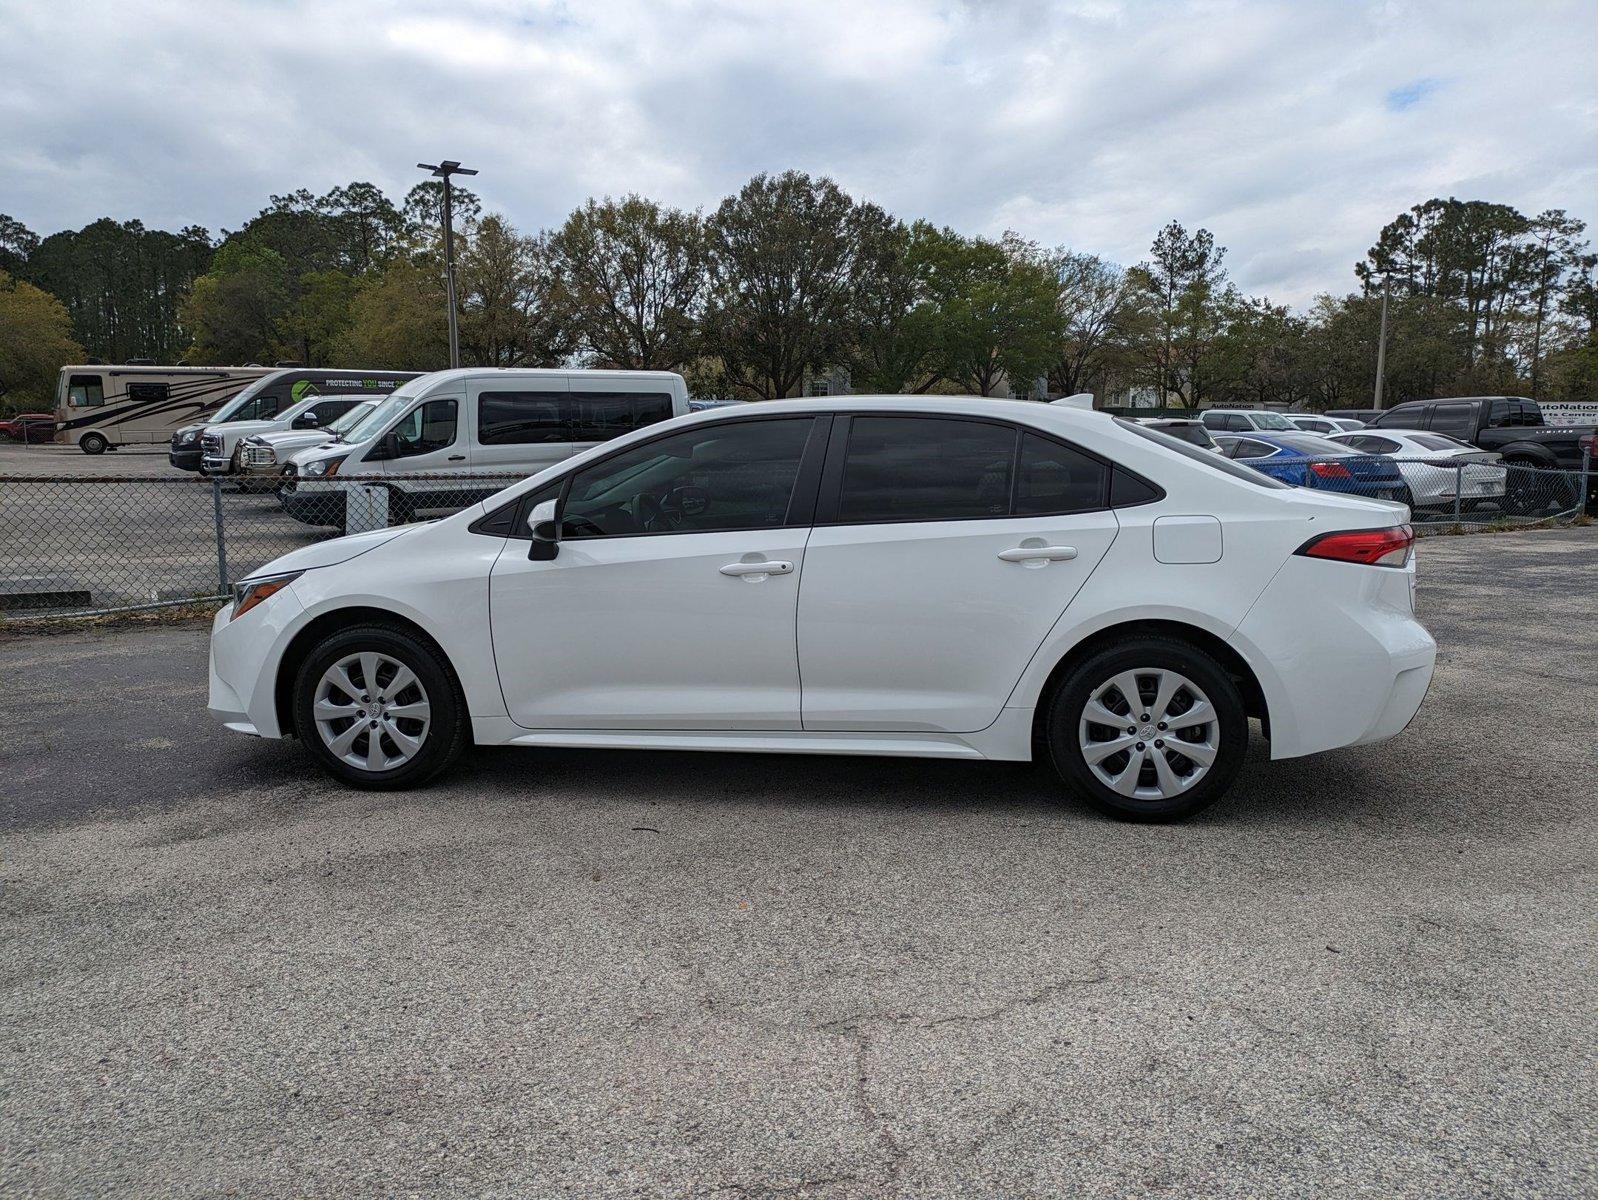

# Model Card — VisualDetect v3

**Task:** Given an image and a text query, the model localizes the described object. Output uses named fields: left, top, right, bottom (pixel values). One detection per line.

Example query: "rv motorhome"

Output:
left=54, top=365, right=276, bottom=454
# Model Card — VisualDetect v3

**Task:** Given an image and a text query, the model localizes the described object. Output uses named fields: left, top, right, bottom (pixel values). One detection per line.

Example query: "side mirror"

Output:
left=292, top=411, right=320, bottom=429
left=370, top=431, right=401, bottom=460
left=526, top=498, right=560, bottom=561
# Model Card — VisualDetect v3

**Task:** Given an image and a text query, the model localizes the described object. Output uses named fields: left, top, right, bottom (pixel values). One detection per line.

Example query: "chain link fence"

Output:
left=1286, top=455, right=1593, bottom=532
left=1, top=456, right=1592, bottom=620
left=0, top=473, right=522, bottom=618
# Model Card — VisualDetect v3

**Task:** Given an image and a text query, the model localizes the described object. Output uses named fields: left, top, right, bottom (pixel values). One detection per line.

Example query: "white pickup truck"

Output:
left=233, top=399, right=382, bottom=491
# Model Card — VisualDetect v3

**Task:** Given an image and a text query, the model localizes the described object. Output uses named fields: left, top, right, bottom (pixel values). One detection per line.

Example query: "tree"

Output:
left=319, top=182, right=406, bottom=274
left=344, top=258, right=450, bottom=372
left=402, top=182, right=482, bottom=242
left=458, top=214, right=570, bottom=367
left=180, top=238, right=290, bottom=363
left=1520, top=210, right=1587, bottom=394
left=702, top=172, right=875, bottom=399
left=840, top=216, right=943, bottom=394
left=0, top=269, right=85, bottom=408
left=1126, top=220, right=1230, bottom=407
left=0, top=214, right=39, bottom=277
left=24, top=219, right=213, bottom=362
left=915, top=228, right=1060, bottom=397
left=278, top=269, right=358, bottom=366
left=1046, top=251, right=1134, bottom=397
left=549, top=196, right=707, bottom=370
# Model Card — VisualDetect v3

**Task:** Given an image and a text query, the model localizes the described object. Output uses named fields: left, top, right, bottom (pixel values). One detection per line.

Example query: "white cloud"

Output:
left=1, top=0, right=1594, bottom=304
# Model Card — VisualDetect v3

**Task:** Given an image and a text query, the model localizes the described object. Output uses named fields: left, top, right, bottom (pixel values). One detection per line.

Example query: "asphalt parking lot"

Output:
left=2, top=526, right=1595, bottom=1198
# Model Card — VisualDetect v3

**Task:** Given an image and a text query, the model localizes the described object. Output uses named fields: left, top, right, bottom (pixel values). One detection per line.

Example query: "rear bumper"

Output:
left=1232, top=555, right=1436, bottom=760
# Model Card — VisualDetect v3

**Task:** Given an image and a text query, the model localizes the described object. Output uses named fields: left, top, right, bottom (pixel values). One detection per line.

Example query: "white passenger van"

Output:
left=281, top=368, right=691, bottom=527
left=56, top=364, right=275, bottom=454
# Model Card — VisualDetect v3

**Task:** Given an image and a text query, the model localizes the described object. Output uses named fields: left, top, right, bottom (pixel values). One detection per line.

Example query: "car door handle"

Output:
left=998, top=545, right=1078, bottom=563
left=719, top=559, right=794, bottom=577
left=447, top=455, right=466, bottom=462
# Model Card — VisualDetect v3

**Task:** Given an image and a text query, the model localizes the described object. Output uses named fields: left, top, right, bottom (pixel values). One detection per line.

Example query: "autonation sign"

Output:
left=1539, top=400, right=1598, bottom=427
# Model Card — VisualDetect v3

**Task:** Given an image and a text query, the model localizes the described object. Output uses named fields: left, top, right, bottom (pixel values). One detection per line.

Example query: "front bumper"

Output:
left=207, top=589, right=305, bottom=738
left=202, top=455, right=234, bottom=475
left=282, top=485, right=348, bottom=527
left=169, top=447, right=202, bottom=471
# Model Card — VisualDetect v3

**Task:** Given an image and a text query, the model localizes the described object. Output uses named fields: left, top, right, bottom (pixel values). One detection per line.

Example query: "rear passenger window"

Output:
left=838, top=417, right=1015, bottom=523
left=1428, top=402, right=1477, bottom=438
left=128, top=382, right=169, bottom=403
left=570, top=392, right=675, bottom=441
left=479, top=391, right=568, bottom=444
left=1016, top=434, right=1109, bottom=514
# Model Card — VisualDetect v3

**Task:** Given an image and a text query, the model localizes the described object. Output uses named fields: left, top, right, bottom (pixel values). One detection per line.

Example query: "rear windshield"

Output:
left=1270, top=432, right=1353, bottom=456
left=1114, top=418, right=1290, bottom=489
left=1252, top=411, right=1294, bottom=430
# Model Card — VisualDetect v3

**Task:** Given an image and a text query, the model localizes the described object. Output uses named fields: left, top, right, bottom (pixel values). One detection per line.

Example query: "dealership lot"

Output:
left=2, top=527, right=1595, bottom=1197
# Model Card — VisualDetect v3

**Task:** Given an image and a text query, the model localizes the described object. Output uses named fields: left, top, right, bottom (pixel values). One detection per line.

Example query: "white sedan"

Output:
left=207, top=397, right=1436, bottom=822
left=1327, top=430, right=1507, bottom=512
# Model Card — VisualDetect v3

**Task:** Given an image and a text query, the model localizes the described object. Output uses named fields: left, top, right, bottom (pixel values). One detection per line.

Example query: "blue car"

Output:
left=1213, top=431, right=1410, bottom=503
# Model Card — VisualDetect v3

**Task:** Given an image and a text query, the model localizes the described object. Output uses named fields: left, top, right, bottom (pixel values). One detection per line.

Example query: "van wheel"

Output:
left=292, top=623, right=468, bottom=789
left=1046, top=637, right=1247, bottom=822
left=79, top=432, right=109, bottom=455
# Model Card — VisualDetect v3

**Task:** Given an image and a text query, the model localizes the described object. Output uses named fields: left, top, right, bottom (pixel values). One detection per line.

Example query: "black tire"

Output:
left=292, top=622, right=468, bottom=789
left=80, top=432, right=109, bottom=455
left=1045, top=636, right=1248, bottom=822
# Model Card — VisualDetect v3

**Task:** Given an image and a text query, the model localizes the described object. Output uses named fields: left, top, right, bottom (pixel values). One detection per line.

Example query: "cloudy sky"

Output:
left=3, top=0, right=1595, bottom=305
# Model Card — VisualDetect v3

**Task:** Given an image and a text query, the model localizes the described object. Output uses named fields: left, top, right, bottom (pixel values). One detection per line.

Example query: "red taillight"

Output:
left=1297, top=525, right=1414, bottom=568
left=1582, top=433, right=1596, bottom=458
left=1309, top=460, right=1352, bottom=479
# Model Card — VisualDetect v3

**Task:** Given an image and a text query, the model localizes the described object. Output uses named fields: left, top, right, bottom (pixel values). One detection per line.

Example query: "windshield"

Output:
left=1252, top=411, right=1294, bottom=430
left=339, top=382, right=432, bottom=443
left=327, top=402, right=377, bottom=435
left=1114, top=418, right=1290, bottom=489
left=209, top=377, right=282, bottom=423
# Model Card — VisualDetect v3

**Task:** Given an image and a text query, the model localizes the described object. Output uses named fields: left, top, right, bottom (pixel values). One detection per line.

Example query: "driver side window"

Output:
left=561, top=418, right=815, bottom=538
left=392, top=399, right=459, bottom=457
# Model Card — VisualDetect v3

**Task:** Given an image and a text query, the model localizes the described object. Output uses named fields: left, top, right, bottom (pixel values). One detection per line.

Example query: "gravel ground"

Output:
left=2, top=526, right=1595, bottom=1198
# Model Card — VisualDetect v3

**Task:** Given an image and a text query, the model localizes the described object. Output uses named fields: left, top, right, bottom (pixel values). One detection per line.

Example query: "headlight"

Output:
left=179, top=430, right=201, bottom=446
left=302, top=455, right=348, bottom=478
left=231, top=571, right=303, bottom=621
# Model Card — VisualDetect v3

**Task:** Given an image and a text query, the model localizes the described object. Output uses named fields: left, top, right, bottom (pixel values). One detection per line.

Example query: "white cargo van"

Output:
left=281, top=368, right=691, bottom=527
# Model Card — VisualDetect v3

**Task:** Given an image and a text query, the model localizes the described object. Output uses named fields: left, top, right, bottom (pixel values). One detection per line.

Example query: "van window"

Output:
left=838, top=417, right=1015, bottom=523
left=128, top=382, right=169, bottom=403
left=570, top=392, right=675, bottom=441
left=391, top=399, right=459, bottom=457
left=479, top=391, right=568, bottom=444
left=67, top=374, right=105, bottom=407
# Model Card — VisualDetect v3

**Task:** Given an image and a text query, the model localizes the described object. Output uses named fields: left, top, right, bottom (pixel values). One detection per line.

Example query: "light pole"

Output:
left=417, top=160, right=478, bottom=369
left=1372, top=272, right=1391, bottom=410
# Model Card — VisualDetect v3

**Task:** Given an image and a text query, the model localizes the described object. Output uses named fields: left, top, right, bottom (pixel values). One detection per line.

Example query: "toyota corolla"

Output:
left=207, top=397, right=1435, bottom=821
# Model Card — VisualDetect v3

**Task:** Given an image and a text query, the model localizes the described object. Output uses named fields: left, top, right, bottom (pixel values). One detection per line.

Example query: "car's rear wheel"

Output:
left=292, top=624, right=467, bottom=789
left=1046, top=637, right=1247, bottom=822
left=79, top=432, right=108, bottom=455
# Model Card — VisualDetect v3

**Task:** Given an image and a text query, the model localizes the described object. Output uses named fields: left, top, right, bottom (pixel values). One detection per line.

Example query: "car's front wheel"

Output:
left=292, top=623, right=468, bottom=789
left=1046, top=637, right=1248, bottom=822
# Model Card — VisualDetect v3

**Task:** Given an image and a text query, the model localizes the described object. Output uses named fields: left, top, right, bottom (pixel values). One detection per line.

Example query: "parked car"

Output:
left=1212, top=431, right=1410, bottom=503
left=235, top=400, right=382, bottom=492
left=1326, top=409, right=1382, bottom=424
left=1199, top=409, right=1298, bottom=434
left=1366, top=396, right=1597, bottom=513
left=282, top=368, right=692, bottom=528
left=1326, top=430, right=1506, bottom=513
left=1285, top=414, right=1367, bottom=434
left=0, top=412, right=56, bottom=442
left=1135, top=418, right=1220, bottom=450
left=209, top=397, right=1435, bottom=823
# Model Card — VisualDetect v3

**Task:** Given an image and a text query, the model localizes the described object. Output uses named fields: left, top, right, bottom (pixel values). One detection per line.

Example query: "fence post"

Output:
left=1453, top=463, right=1463, bottom=524
left=1581, top=446, right=1593, bottom=518
left=211, top=479, right=229, bottom=596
